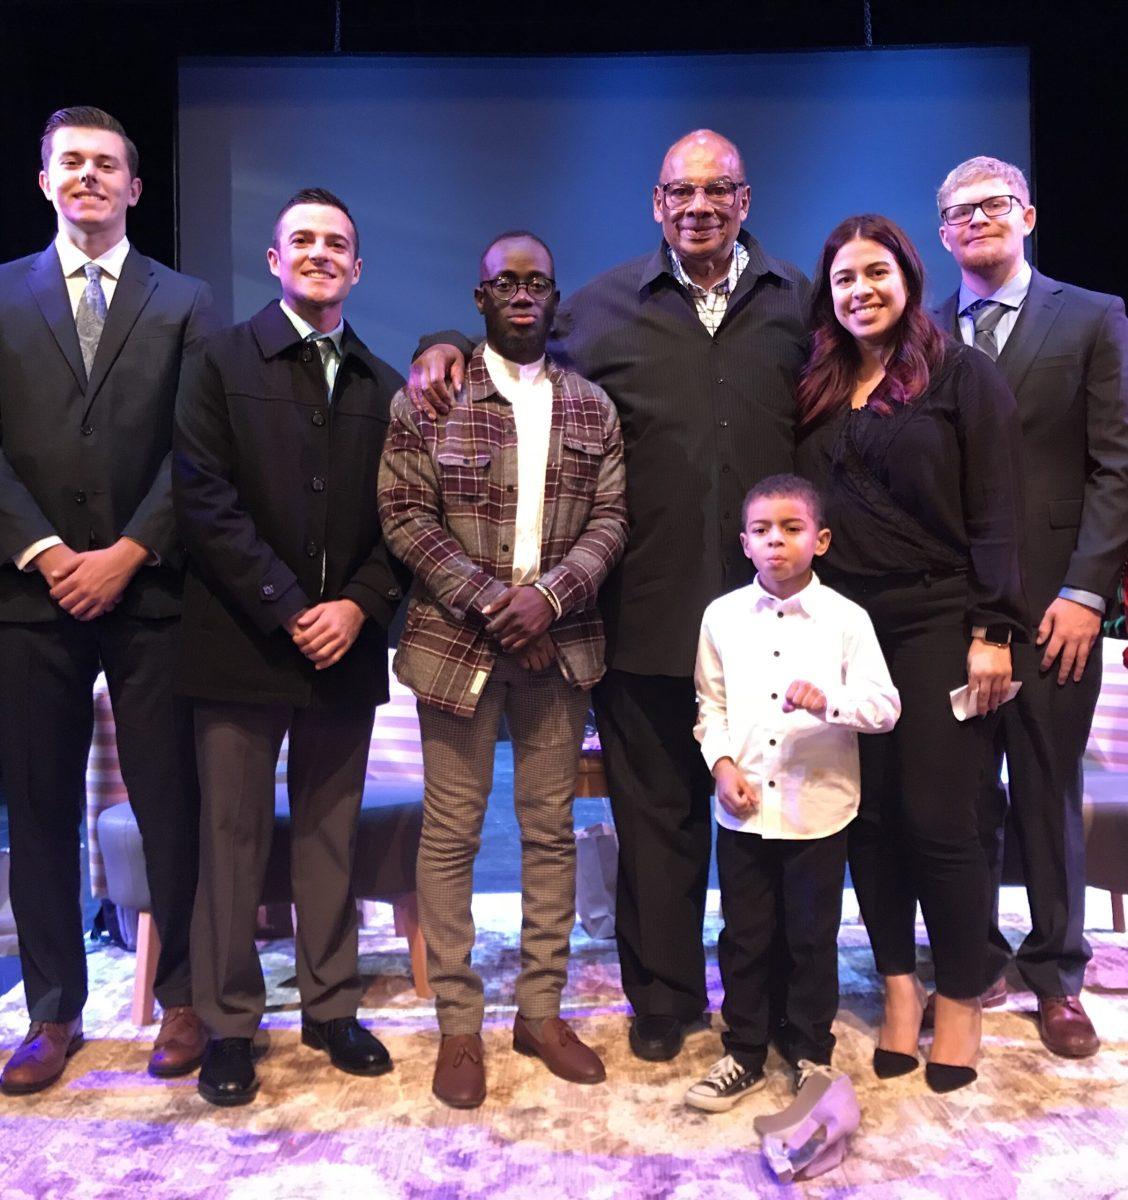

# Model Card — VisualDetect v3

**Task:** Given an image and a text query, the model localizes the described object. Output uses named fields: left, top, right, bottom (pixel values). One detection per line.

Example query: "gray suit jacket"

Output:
left=933, top=267, right=1128, bottom=615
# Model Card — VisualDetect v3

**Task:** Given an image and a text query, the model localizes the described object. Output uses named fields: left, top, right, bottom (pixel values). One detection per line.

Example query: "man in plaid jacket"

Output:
left=378, top=231, right=627, bottom=1108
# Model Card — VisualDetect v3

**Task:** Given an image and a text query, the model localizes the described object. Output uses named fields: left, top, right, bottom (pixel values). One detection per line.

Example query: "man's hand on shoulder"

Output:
left=46, top=538, right=149, bottom=620
left=405, top=344, right=465, bottom=419
left=289, top=599, right=366, bottom=669
left=1037, top=596, right=1102, bottom=684
left=483, top=585, right=554, bottom=651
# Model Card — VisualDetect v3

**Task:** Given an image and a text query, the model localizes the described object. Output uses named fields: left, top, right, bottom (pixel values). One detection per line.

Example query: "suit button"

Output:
left=301, top=346, right=314, bottom=362
left=311, top=476, right=326, bottom=492
left=387, top=587, right=401, bottom=599
left=73, top=490, right=86, bottom=505
left=312, top=410, right=326, bottom=427
left=305, top=541, right=318, bottom=558
left=501, top=544, right=510, bottom=552
left=261, top=583, right=275, bottom=598
left=80, top=425, right=94, bottom=437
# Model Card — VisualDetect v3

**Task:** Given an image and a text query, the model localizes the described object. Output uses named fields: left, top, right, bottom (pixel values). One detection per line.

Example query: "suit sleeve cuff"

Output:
left=1059, top=587, right=1106, bottom=614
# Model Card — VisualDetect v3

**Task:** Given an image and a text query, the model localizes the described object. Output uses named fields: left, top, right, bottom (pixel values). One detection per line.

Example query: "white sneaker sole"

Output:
left=684, top=1072, right=766, bottom=1113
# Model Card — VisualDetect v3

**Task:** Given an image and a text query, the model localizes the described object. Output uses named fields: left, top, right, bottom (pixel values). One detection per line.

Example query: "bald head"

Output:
left=659, top=129, right=746, bottom=185
left=652, top=128, right=750, bottom=288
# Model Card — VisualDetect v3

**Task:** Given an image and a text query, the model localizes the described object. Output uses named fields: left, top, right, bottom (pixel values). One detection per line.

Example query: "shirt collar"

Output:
left=958, top=257, right=1032, bottom=317
left=55, top=231, right=130, bottom=281
left=749, top=571, right=822, bottom=616
left=666, top=239, right=748, bottom=296
left=638, top=228, right=776, bottom=295
left=482, top=342, right=547, bottom=390
left=279, top=299, right=344, bottom=354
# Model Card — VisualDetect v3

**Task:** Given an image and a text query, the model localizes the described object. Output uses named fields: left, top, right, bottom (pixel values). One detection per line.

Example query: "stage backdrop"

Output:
left=178, top=49, right=1030, bottom=374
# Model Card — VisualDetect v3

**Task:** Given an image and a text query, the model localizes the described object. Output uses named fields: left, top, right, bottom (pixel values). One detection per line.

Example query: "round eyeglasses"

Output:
left=479, top=274, right=556, bottom=302
left=940, top=194, right=1025, bottom=226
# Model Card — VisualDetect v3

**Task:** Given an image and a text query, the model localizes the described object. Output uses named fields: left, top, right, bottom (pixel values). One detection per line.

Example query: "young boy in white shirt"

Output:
left=685, top=474, right=900, bottom=1111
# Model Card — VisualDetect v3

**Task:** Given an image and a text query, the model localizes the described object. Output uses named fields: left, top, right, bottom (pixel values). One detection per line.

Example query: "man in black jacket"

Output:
left=934, top=155, right=1128, bottom=1058
left=173, top=188, right=406, bottom=1105
left=409, top=130, right=809, bottom=1061
left=0, top=107, right=213, bottom=1095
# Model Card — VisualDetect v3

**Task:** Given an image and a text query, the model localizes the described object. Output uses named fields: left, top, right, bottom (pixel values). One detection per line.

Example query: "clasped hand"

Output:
left=483, top=585, right=554, bottom=651
left=285, top=599, right=366, bottom=670
left=42, top=539, right=148, bottom=620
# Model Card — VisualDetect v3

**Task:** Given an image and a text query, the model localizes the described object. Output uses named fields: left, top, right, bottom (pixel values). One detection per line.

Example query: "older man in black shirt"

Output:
left=409, top=129, right=809, bottom=1060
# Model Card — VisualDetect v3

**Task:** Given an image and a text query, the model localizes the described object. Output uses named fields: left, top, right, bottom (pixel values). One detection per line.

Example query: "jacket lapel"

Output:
left=26, top=245, right=87, bottom=391
left=83, top=247, right=157, bottom=409
left=933, top=292, right=960, bottom=337
left=994, top=269, right=1064, bottom=394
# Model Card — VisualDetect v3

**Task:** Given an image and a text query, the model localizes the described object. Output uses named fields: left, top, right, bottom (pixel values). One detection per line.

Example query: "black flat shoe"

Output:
left=198, top=1037, right=258, bottom=1107
left=873, top=1048, right=919, bottom=1078
left=629, top=1015, right=687, bottom=1062
left=925, top=1062, right=977, bottom=1093
left=302, top=1016, right=392, bottom=1076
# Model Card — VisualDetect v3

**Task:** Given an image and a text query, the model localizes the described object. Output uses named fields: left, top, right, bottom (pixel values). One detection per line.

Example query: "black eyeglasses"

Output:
left=659, top=178, right=747, bottom=211
left=940, top=194, right=1025, bottom=226
left=479, top=274, right=556, bottom=302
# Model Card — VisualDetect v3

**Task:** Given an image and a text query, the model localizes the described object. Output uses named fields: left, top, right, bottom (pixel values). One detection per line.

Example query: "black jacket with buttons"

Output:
left=172, top=300, right=407, bottom=707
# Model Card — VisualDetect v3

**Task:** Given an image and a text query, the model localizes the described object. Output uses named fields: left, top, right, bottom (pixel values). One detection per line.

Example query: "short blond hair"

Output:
left=937, top=156, right=1030, bottom=213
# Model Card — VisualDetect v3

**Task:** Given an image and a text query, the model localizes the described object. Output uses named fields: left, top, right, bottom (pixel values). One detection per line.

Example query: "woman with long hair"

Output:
left=795, top=214, right=1029, bottom=1092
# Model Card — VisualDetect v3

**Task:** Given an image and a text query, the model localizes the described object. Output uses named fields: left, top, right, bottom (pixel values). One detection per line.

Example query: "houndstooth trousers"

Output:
left=415, top=654, right=590, bottom=1034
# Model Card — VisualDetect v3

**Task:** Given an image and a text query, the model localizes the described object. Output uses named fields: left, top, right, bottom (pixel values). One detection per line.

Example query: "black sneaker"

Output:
left=684, top=1054, right=766, bottom=1112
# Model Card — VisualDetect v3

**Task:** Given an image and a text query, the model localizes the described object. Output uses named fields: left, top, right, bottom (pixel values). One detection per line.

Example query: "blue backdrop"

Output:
left=178, top=49, right=1030, bottom=373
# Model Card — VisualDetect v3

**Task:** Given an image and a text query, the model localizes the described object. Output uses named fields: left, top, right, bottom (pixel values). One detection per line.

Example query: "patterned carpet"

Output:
left=0, top=891, right=1126, bottom=1200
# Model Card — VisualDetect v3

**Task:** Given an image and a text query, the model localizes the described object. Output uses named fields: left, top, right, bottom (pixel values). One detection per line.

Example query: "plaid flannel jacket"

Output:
left=378, top=344, right=628, bottom=716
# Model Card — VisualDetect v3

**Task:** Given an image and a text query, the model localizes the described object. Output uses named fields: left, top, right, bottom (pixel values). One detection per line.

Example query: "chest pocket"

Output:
left=437, top=449, right=491, bottom=507
left=559, top=432, right=601, bottom=497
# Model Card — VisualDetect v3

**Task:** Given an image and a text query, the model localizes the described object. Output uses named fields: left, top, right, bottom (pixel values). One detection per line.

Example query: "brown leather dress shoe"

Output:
left=513, top=1015, right=606, bottom=1084
left=0, top=1019, right=84, bottom=1095
left=433, top=1033, right=486, bottom=1108
left=149, top=1006, right=209, bottom=1078
left=1037, top=995, right=1100, bottom=1058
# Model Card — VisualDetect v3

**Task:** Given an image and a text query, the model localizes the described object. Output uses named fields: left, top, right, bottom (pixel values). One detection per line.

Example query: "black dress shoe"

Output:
left=301, top=1016, right=392, bottom=1076
left=629, top=1015, right=695, bottom=1062
left=198, top=1038, right=258, bottom=1107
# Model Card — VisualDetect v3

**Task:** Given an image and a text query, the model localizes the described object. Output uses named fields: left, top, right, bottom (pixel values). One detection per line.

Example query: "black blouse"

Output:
left=795, top=342, right=1030, bottom=637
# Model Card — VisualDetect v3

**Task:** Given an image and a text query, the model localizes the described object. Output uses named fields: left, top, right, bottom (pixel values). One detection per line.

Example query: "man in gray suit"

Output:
left=0, top=107, right=213, bottom=1094
left=935, top=155, right=1128, bottom=1058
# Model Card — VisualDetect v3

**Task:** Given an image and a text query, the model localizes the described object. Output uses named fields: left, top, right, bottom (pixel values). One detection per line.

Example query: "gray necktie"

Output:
left=307, top=332, right=340, bottom=400
left=965, top=298, right=1009, bottom=361
left=76, top=262, right=108, bottom=375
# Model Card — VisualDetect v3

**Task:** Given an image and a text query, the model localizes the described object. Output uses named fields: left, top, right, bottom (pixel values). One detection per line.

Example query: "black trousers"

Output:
left=0, top=614, right=198, bottom=1022
left=979, top=637, right=1099, bottom=997
left=190, top=699, right=375, bottom=1038
left=834, top=572, right=1004, bottom=1000
left=717, top=824, right=847, bottom=1072
left=592, top=670, right=713, bottom=1021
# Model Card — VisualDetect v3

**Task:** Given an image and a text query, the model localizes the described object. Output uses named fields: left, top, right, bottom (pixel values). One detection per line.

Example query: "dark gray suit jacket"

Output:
left=0, top=242, right=215, bottom=621
left=933, top=267, right=1128, bottom=616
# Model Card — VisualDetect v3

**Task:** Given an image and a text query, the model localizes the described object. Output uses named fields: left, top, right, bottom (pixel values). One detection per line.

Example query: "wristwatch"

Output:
left=971, top=624, right=1012, bottom=647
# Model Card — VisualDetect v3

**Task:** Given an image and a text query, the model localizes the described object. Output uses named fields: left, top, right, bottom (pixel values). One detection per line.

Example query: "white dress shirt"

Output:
left=956, top=256, right=1030, bottom=359
left=14, top=233, right=134, bottom=570
left=483, top=343, right=552, bottom=584
left=55, top=230, right=130, bottom=317
left=694, top=573, right=900, bottom=839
